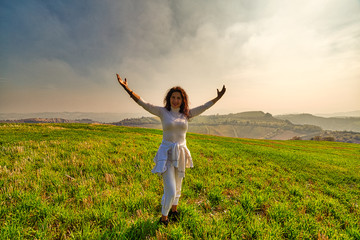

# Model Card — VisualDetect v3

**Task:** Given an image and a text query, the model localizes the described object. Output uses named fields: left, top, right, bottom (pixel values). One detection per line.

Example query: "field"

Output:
left=1, top=123, right=359, bottom=239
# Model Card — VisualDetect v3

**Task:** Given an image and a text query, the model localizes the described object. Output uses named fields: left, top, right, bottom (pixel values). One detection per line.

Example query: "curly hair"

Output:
left=164, top=86, right=190, bottom=119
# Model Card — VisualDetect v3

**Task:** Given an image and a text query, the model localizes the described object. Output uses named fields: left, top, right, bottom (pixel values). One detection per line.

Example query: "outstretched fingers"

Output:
left=116, top=74, right=122, bottom=84
left=116, top=73, right=122, bottom=82
left=217, top=85, right=226, bottom=97
left=116, top=73, right=128, bottom=87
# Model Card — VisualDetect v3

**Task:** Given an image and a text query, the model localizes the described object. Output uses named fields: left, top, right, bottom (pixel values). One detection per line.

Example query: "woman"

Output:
left=116, top=74, right=226, bottom=226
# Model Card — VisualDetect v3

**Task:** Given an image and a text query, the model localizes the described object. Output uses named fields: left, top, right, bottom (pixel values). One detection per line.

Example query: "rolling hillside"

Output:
left=113, top=111, right=360, bottom=143
left=1, top=123, right=359, bottom=239
left=275, top=113, right=360, bottom=132
left=3, top=111, right=360, bottom=143
left=113, top=111, right=324, bottom=140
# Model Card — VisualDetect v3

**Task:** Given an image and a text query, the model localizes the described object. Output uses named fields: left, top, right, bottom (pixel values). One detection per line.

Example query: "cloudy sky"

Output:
left=1, top=0, right=359, bottom=116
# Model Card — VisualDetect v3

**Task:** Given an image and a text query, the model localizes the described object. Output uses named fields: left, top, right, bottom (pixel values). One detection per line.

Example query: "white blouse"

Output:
left=137, top=97, right=214, bottom=177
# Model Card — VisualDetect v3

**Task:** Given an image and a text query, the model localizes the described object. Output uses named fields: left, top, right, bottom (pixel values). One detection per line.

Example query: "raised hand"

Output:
left=210, top=85, right=226, bottom=104
left=116, top=73, right=140, bottom=102
left=116, top=74, right=128, bottom=89
left=217, top=85, right=226, bottom=99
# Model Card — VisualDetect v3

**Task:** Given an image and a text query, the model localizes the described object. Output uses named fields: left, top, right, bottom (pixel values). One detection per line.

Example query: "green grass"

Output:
left=1, top=123, right=359, bottom=239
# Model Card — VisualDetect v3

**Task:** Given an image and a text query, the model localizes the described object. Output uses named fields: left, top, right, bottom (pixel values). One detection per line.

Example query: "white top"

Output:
left=137, top=97, right=214, bottom=177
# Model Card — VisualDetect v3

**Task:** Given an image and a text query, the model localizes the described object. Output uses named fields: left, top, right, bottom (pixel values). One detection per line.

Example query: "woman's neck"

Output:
left=171, top=107, right=180, bottom=112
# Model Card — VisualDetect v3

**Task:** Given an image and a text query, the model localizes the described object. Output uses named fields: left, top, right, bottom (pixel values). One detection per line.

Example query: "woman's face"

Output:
left=170, top=91, right=183, bottom=109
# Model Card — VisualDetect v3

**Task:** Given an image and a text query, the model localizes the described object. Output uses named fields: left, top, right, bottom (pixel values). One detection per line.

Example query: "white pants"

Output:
left=161, top=163, right=183, bottom=216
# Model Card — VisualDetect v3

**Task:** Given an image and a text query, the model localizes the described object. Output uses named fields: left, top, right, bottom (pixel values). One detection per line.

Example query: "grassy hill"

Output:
left=1, top=123, right=359, bottom=239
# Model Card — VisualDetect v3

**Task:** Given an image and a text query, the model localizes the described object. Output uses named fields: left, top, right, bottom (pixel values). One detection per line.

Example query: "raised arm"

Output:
left=116, top=73, right=162, bottom=117
left=190, top=85, right=226, bottom=118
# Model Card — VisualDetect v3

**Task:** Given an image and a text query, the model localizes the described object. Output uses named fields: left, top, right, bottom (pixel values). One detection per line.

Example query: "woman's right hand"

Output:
left=116, top=74, right=128, bottom=89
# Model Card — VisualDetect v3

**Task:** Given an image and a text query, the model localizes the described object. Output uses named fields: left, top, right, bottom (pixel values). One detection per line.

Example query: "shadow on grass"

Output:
left=124, top=218, right=160, bottom=239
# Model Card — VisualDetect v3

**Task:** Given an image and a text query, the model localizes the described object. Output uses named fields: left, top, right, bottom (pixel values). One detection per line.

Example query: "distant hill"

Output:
left=112, top=111, right=360, bottom=143
left=0, top=112, right=144, bottom=123
left=0, top=118, right=97, bottom=124
left=3, top=111, right=359, bottom=143
left=316, top=110, right=360, bottom=118
left=112, top=111, right=323, bottom=140
left=275, top=113, right=360, bottom=132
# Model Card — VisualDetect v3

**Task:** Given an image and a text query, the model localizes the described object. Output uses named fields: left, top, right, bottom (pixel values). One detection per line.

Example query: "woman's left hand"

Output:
left=217, top=85, right=226, bottom=99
